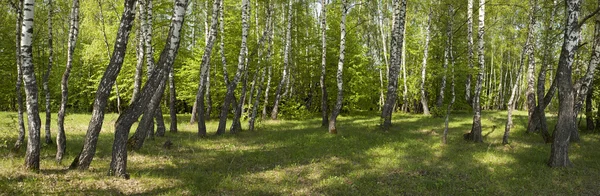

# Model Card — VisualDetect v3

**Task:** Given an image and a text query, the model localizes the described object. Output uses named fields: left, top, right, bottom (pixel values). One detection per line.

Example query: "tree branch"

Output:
left=578, top=7, right=600, bottom=29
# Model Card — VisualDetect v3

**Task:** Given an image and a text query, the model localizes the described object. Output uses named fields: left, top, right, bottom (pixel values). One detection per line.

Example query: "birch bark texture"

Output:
left=56, top=0, right=79, bottom=162
left=329, top=0, right=348, bottom=134
left=271, top=0, right=293, bottom=120
left=194, top=0, right=220, bottom=136
left=381, top=0, right=407, bottom=130
left=70, top=0, right=137, bottom=170
left=13, top=0, right=26, bottom=150
left=548, top=0, right=580, bottom=168
left=468, top=0, right=485, bottom=143
left=320, top=0, right=329, bottom=127
left=420, top=8, right=432, bottom=115
left=110, top=0, right=188, bottom=178
left=21, top=0, right=42, bottom=170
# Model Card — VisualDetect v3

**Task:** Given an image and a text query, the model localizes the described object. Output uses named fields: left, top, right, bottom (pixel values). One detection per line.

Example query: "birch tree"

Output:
left=270, top=0, right=293, bottom=120
left=548, top=0, right=580, bottom=168
left=56, top=0, right=79, bottom=162
left=442, top=4, right=454, bottom=144
left=420, top=8, right=432, bottom=115
left=69, top=0, right=137, bottom=170
left=43, top=0, right=53, bottom=145
left=194, top=0, right=220, bottom=136
left=465, top=0, right=474, bottom=104
left=320, top=0, right=329, bottom=127
left=13, top=0, right=26, bottom=150
left=467, top=0, right=485, bottom=142
left=110, top=0, right=188, bottom=178
left=381, top=0, right=407, bottom=129
left=329, top=0, right=347, bottom=134
left=21, top=0, right=42, bottom=170
left=525, top=0, right=538, bottom=128
left=216, top=0, right=250, bottom=134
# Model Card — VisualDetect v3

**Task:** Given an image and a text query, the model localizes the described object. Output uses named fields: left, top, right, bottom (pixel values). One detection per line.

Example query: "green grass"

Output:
left=1, top=110, right=600, bottom=195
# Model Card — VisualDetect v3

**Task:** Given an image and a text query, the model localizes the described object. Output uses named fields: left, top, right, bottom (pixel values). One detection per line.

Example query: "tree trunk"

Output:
left=217, top=0, right=250, bottom=134
left=381, top=0, right=407, bottom=129
left=132, top=9, right=144, bottom=104
left=504, top=51, right=525, bottom=144
left=195, top=0, right=220, bottom=136
left=465, top=0, right=474, bottom=105
left=548, top=0, right=580, bottom=168
left=442, top=5, right=455, bottom=144
left=56, top=0, right=79, bottom=162
left=270, top=0, right=293, bottom=120
left=320, top=0, right=328, bottom=127
left=111, top=0, right=187, bottom=177
left=69, top=0, right=137, bottom=170
left=525, top=0, right=538, bottom=133
left=586, top=87, right=594, bottom=131
left=21, top=0, right=42, bottom=170
left=43, top=0, right=53, bottom=145
left=420, top=8, right=432, bottom=115
left=401, top=23, right=408, bottom=113
left=13, top=0, right=26, bottom=151
left=468, top=0, right=485, bottom=143
left=169, top=64, right=177, bottom=132
left=573, top=0, right=600, bottom=140
left=329, top=0, right=347, bottom=134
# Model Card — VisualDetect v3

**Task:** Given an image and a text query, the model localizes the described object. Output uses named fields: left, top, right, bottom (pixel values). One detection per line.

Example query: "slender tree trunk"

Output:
left=401, top=24, right=408, bottom=112
left=548, top=0, right=580, bottom=168
left=111, top=0, right=187, bottom=177
left=217, top=0, right=250, bottom=134
left=97, top=0, right=122, bottom=114
left=195, top=0, right=220, bottom=136
left=13, top=0, right=26, bottom=151
left=21, top=0, right=42, bottom=170
left=132, top=11, right=144, bottom=104
left=43, top=0, right=53, bottom=145
left=525, top=0, right=538, bottom=132
left=69, top=0, right=137, bottom=170
left=270, top=0, right=293, bottom=120
left=250, top=68, right=265, bottom=131
left=442, top=5, right=455, bottom=144
left=191, top=0, right=209, bottom=124
left=504, top=52, right=525, bottom=144
left=468, top=0, right=485, bottom=143
left=586, top=87, right=594, bottom=130
left=320, top=0, right=328, bottom=127
left=466, top=0, right=474, bottom=105
left=381, top=0, right=407, bottom=129
left=169, top=64, right=177, bottom=132
left=329, top=0, right=347, bottom=134
left=420, top=8, right=432, bottom=115
left=56, top=0, right=79, bottom=162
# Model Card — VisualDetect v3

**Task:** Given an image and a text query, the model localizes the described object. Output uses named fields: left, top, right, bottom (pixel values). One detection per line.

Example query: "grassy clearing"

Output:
left=1, top=111, right=599, bottom=195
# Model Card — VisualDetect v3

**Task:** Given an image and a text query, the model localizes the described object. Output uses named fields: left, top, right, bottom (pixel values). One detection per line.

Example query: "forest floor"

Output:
left=1, top=110, right=600, bottom=195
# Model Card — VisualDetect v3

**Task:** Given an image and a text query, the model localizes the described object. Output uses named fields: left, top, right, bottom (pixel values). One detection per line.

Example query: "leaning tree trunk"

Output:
left=420, top=8, right=432, bottom=115
left=572, top=1, right=600, bottom=141
left=466, top=0, right=474, bottom=105
left=381, top=0, right=407, bottom=129
left=548, top=0, right=580, bottom=168
left=262, top=23, right=273, bottom=120
left=329, top=0, right=347, bottom=134
left=216, top=0, right=250, bottom=134
left=525, top=0, right=538, bottom=133
left=194, top=0, right=220, bottom=136
left=13, top=0, right=26, bottom=151
left=503, top=51, right=525, bottom=144
left=320, top=0, right=328, bottom=127
left=468, top=0, right=485, bottom=143
left=43, top=0, right=53, bottom=145
left=111, top=0, right=188, bottom=178
left=69, top=0, right=137, bottom=170
left=270, top=0, right=293, bottom=120
left=442, top=5, right=455, bottom=144
left=132, top=13, right=144, bottom=104
left=56, top=0, right=79, bottom=162
left=527, top=0, right=558, bottom=143
left=21, top=0, right=42, bottom=171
